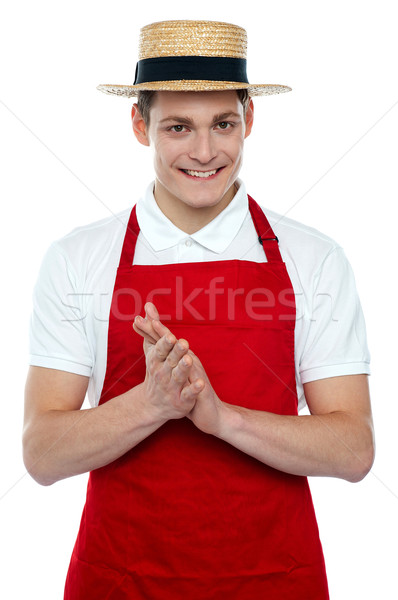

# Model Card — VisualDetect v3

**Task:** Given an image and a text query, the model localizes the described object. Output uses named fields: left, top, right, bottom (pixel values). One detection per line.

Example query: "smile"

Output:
left=180, top=167, right=223, bottom=179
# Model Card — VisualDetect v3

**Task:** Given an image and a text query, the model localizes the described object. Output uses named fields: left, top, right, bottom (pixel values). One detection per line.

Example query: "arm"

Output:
left=209, top=374, right=375, bottom=483
left=135, top=303, right=375, bottom=483
left=23, top=334, right=203, bottom=486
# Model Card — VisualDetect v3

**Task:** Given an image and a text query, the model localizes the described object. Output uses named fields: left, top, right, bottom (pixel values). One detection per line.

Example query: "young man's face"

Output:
left=132, top=90, right=253, bottom=212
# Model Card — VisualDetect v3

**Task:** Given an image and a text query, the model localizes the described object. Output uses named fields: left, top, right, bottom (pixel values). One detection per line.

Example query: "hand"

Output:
left=134, top=303, right=223, bottom=436
left=134, top=303, right=205, bottom=423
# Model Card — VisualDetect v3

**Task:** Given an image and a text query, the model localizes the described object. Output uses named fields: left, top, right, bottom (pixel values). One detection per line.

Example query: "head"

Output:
left=131, top=89, right=254, bottom=219
left=98, top=20, right=290, bottom=227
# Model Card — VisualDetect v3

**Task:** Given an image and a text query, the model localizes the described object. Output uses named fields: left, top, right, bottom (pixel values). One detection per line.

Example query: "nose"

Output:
left=188, top=130, right=217, bottom=165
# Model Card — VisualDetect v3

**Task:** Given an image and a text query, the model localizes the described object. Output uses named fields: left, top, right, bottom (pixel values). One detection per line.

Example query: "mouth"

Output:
left=180, top=167, right=224, bottom=180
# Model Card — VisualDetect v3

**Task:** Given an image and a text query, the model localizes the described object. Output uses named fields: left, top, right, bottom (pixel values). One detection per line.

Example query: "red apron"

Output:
left=64, top=195, right=329, bottom=599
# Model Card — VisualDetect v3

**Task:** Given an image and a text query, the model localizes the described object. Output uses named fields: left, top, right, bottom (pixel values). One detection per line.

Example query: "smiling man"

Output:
left=23, top=20, right=374, bottom=600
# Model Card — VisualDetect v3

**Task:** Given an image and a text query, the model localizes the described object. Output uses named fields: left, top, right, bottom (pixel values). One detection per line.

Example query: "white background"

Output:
left=1, top=1, right=397, bottom=598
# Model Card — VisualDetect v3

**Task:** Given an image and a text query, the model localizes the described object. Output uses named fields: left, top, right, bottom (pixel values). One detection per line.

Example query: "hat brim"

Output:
left=96, top=81, right=292, bottom=97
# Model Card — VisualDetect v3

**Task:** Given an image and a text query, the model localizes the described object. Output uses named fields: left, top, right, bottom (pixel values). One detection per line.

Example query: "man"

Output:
left=23, top=20, right=374, bottom=599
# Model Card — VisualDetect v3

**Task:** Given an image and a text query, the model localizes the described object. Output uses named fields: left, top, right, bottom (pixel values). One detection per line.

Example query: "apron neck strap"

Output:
left=248, top=195, right=283, bottom=263
left=119, top=205, right=140, bottom=268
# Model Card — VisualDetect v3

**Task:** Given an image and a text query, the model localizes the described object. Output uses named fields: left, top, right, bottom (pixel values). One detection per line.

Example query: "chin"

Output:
left=181, top=190, right=227, bottom=209
left=181, top=182, right=234, bottom=207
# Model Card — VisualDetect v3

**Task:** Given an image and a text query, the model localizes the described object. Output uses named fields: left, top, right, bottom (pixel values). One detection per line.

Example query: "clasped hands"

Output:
left=133, top=302, right=222, bottom=435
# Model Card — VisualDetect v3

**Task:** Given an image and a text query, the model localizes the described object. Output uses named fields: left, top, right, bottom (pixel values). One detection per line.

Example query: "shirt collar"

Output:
left=136, top=179, right=248, bottom=254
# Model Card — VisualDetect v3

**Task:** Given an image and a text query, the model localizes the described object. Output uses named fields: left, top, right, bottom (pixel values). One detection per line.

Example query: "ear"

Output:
left=131, top=104, right=150, bottom=147
left=244, top=99, right=254, bottom=139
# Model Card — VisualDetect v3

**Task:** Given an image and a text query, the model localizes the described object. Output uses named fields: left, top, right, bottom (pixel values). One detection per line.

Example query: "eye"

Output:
left=216, top=121, right=232, bottom=130
left=170, top=125, right=186, bottom=133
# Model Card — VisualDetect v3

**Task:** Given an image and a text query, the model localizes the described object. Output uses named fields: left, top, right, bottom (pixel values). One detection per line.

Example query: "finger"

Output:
left=143, top=303, right=173, bottom=340
left=154, top=333, right=177, bottom=362
left=171, top=354, right=192, bottom=384
left=133, top=316, right=158, bottom=345
left=180, top=378, right=205, bottom=401
left=185, top=351, right=209, bottom=383
left=144, top=302, right=160, bottom=320
left=135, top=313, right=159, bottom=337
left=152, top=317, right=172, bottom=339
left=187, top=349, right=203, bottom=367
left=165, top=339, right=189, bottom=370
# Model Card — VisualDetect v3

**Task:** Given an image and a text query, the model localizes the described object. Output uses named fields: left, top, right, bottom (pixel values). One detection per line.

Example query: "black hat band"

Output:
left=134, top=56, right=249, bottom=85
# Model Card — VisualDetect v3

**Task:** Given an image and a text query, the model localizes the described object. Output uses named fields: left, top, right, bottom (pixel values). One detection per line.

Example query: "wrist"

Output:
left=125, top=381, right=168, bottom=430
left=215, top=401, right=245, bottom=441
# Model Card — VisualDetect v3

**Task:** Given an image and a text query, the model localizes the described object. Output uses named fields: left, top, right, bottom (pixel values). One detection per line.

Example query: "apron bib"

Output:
left=64, top=195, right=329, bottom=599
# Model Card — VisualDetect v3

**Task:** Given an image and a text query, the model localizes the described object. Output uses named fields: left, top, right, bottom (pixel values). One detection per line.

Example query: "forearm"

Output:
left=23, top=383, right=166, bottom=486
left=216, top=403, right=375, bottom=482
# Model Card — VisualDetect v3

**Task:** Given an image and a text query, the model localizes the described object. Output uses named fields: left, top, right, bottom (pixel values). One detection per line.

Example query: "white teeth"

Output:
left=184, top=169, right=218, bottom=178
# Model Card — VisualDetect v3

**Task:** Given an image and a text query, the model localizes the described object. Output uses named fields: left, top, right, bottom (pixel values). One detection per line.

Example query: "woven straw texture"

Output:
left=97, top=20, right=292, bottom=98
left=138, top=20, right=247, bottom=59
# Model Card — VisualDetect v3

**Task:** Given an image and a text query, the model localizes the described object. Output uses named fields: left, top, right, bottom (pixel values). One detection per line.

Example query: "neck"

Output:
left=153, top=180, right=237, bottom=234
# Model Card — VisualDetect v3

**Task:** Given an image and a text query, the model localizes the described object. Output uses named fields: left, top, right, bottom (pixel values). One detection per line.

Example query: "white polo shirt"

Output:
left=28, top=179, right=370, bottom=411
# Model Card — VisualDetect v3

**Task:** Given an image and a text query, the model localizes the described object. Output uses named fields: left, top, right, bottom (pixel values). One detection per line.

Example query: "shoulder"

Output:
left=34, top=208, right=133, bottom=292
left=263, top=206, right=339, bottom=254
left=257, top=204, right=343, bottom=275
left=252, top=203, right=357, bottom=297
left=55, top=207, right=131, bottom=254
left=48, top=207, right=132, bottom=277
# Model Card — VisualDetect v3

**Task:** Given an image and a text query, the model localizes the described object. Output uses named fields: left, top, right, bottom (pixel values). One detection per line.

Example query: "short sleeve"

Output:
left=299, top=247, right=370, bottom=383
left=29, top=242, right=93, bottom=376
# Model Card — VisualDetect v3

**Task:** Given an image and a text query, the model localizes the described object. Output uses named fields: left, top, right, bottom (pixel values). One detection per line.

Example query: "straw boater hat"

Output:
left=97, top=20, right=291, bottom=97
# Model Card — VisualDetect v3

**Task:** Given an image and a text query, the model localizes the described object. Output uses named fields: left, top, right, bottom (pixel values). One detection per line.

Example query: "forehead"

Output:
left=150, top=90, right=243, bottom=118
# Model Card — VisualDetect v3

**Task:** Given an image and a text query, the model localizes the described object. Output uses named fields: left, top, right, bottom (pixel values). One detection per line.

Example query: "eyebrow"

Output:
left=158, top=112, right=241, bottom=126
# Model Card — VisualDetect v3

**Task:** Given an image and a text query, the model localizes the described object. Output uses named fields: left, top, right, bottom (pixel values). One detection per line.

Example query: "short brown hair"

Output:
left=137, top=89, right=251, bottom=126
